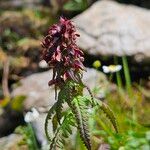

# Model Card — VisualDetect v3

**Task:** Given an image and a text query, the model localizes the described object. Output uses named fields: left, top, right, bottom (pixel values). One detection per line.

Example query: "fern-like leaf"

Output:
left=101, top=102, right=118, bottom=133
left=84, top=84, right=94, bottom=105
left=50, top=112, right=75, bottom=150
left=69, top=96, right=91, bottom=150
left=56, top=91, right=65, bottom=123
left=45, top=88, right=68, bottom=141
left=45, top=103, right=57, bottom=141
left=94, top=100, right=118, bottom=133
left=52, top=114, right=58, bottom=133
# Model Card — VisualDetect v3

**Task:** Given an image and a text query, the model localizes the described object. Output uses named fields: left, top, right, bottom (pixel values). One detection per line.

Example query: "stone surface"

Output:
left=0, top=134, right=28, bottom=150
left=73, top=0, right=150, bottom=58
left=11, top=68, right=109, bottom=110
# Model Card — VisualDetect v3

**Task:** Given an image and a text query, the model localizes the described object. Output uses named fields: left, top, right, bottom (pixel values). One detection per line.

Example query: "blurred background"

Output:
left=0, top=0, right=150, bottom=150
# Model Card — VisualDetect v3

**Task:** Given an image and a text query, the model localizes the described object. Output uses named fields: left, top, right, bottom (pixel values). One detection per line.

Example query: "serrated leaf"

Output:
left=100, top=102, right=118, bottom=133
left=45, top=103, right=57, bottom=141
left=50, top=112, right=75, bottom=149
left=52, top=114, right=58, bottom=133
left=70, top=96, right=91, bottom=150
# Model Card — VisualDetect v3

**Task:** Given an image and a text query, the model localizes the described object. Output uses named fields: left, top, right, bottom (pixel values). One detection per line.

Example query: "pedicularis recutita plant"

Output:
left=42, top=17, right=118, bottom=150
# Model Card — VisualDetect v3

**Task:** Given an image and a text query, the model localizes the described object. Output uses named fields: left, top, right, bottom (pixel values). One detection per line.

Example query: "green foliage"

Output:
left=50, top=111, right=75, bottom=149
left=45, top=102, right=57, bottom=142
left=15, top=124, right=39, bottom=150
left=63, top=0, right=88, bottom=11
left=100, top=102, right=118, bottom=133
left=45, top=81, right=118, bottom=150
left=0, top=95, right=26, bottom=111
left=99, top=88, right=150, bottom=150
left=93, top=123, right=150, bottom=150
left=70, top=96, right=91, bottom=150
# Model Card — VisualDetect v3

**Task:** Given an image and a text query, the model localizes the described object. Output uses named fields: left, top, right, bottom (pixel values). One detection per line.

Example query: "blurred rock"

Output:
left=11, top=68, right=109, bottom=110
left=0, top=134, right=28, bottom=150
left=73, top=0, right=150, bottom=60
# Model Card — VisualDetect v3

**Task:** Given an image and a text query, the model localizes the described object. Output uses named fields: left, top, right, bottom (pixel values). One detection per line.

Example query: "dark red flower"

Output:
left=42, top=17, right=85, bottom=86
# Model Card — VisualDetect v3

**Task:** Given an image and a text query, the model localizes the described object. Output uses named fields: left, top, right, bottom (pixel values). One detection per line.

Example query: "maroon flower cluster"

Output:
left=42, top=17, right=85, bottom=86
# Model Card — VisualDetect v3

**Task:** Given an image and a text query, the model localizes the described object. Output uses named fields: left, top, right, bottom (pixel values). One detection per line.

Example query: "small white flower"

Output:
left=24, top=107, right=39, bottom=123
left=39, top=60, right=48, bottom=68
left=102, top=65, right=122, bottom=73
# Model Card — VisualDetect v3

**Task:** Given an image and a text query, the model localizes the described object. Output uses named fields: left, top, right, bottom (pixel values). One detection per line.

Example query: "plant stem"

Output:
left=122, top=56, right=132, bottom=96
left=113, top=56, right=123, bottom=90
left=109, top=73, right=113, bottom=82
left=28, top=123, right=39, bottom=150
left=95, top=116, right=113, bottom=136
left=122, top=56, right=136, bottom=122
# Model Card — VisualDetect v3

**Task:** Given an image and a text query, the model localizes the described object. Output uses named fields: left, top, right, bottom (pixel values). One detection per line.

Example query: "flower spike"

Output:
left=42, top=17, right=85, bottom=86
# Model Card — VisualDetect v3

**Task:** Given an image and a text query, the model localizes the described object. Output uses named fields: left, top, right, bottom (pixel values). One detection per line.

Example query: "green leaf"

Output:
left=52, top=114, right=58, bottom=133
left=50, top=112, right=75, bottom=149
left=45, top=103, right=57, bottom=141
left=94, top=99, right=118, bottom=133
left=70, top=96, right=91, bottom=150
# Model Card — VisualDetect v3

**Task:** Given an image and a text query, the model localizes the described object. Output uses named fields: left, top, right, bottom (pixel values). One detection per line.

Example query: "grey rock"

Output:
left=0, top=134, right=28, bottom=150
left=11, top=68, right=108, bottom=110
left=12, top=70, right=54, bottom=110
left=73, top=0, right=150, bottom=58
